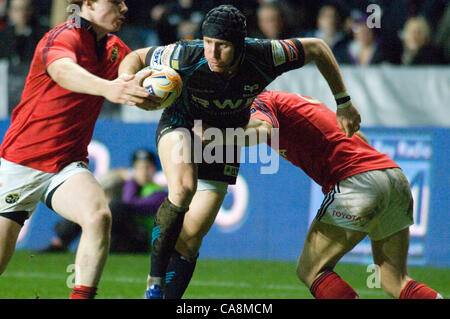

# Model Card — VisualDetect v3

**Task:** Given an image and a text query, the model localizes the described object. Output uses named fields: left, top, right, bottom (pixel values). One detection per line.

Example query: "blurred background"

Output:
left=0, top=1, right=449, bottom=268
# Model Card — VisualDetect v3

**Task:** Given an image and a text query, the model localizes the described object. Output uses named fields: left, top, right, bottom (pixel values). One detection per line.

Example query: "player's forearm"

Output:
left=48, top=58, right=110, bottom=97
left=300, top=38, right=347, bottom=95
left=118, top=48, right=150, bottom=75
left=225, top=119, right=272, bottom=147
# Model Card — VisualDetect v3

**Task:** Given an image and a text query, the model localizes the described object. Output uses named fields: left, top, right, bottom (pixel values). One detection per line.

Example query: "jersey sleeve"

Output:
left=245, top=38, right=305, bottom=80
left=269, top=38, right=305, bottom=74
left=250, top=93, right=279, bottom=129
left=42, top=27, right=79, bottom=69
left=145, top=40, right=203, bottom=74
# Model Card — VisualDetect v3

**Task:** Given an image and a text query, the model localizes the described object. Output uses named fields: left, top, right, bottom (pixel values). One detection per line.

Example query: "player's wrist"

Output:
left=334, top=91, right=352, bottom=109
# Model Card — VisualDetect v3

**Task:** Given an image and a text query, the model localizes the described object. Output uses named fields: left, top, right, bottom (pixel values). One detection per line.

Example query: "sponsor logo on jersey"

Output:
left=191, top=95, right=254, bottom=110
left=244, top=84, right=259, bottom=94
left=271, top=40, right=286, bottom=66
left=250, top=107, right=257, bottom=114
left=110, top=47, right=118, bottom=62
left=5, top=193, right=20, bottom=204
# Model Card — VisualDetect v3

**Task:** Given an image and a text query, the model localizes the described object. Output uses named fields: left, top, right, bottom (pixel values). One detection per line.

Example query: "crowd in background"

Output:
left=0, top=0, right=449, bottom=115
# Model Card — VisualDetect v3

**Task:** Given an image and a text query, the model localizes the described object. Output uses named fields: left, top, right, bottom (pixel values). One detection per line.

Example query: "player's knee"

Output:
left=169, top=182, right=197, bottom=207
left=81, top=207, right=112, bottom=235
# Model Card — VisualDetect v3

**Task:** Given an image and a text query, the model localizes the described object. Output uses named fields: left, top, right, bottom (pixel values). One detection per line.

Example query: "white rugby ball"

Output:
left=139, top=65, right=183, bottom=109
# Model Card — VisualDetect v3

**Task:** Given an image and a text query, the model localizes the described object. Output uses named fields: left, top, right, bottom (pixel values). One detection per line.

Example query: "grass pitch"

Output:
left=1, top=251, right=448, bottom=299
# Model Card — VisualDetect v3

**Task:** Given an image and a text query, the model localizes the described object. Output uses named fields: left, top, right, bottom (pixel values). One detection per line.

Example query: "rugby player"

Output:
left=196, top=90, right=441, bottom=299
left=118, top=4, right=361, bottom=299
left=0, top=0, right=151, bottom=299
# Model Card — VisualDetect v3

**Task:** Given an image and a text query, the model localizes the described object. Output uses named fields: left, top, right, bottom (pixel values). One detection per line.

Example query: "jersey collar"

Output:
left=78, top=17, right=108, bottom=59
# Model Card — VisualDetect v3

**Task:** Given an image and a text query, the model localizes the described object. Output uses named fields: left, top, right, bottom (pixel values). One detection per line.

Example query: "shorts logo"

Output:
left=5, top=193, right=20, bottom=204
left=76, top=162, right=88, bottom=169
left=224, top=165, right=239, bottom=177
left=332, top=210, right=362, bottom=222
left=110, top=47, right=118, bottom=62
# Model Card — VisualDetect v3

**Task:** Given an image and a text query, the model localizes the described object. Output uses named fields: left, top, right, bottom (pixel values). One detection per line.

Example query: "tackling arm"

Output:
left=193, top=118, right=274, bottom=147
left=118, top=47, right=152, bottom=76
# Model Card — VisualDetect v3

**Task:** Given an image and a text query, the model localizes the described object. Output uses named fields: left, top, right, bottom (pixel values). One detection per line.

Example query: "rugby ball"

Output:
left=139, top=65, right=183, bottom=109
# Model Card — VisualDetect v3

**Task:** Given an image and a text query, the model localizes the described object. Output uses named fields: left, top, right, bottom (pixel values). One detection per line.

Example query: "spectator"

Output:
left=304, top=4, right=350, bottom=52
left=43, top=149, right=167, bottom=254
left=401, top=16, right=446, bottom=65
left=0, top=0, right=48, bottom=113
left=0, top=0, right=48, bottom=66
left=334, top=16, right=391, bottom=65
left=252, top=1, right=294, bottom=39
left=0, top=0, right=6, bottom=30
left=435, top=3, right=450, bottom=63
left=149, top=0, right=205, bottom=44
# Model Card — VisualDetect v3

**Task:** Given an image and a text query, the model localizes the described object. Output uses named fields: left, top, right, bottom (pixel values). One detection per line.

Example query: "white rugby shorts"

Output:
left=0, top=158, right=91, bottom=218
left=316, top=168, right=414, bottom=241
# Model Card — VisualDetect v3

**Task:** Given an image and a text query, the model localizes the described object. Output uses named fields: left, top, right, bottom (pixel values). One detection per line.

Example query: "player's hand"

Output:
left=134, top=96, right=163, bottom=111
left=336, top=103, right=361, bottom=137
left=103, top=71, right=152, bottom=106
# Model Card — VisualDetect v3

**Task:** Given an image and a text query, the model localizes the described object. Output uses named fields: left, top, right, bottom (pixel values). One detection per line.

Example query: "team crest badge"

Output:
left=5, top=193, right=20, bottom=204
left=110, top=47, right=119, bottom=62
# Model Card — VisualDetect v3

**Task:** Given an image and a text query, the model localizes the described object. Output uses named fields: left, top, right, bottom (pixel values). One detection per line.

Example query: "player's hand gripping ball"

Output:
left=138, top=65, right=183, bottom=110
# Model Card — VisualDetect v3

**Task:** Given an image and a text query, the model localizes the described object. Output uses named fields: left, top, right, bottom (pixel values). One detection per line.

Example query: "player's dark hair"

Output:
left=132, top=149, right=157, bottom=166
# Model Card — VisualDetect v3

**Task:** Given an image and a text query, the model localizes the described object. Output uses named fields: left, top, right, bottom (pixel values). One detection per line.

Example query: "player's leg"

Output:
left=297, top=219, right=366, bottom=298
left=50, top=170, right=112, bottom=299
left=0, top=215, right=24, bottom=275
left=164, top=184, right=227, bottom=299
left=371, top=228, right=441, bottom=299
left=146, top=129, right=197, bottom=297
left=0, top=158, right=45, bottom=275
left=370, top=168, right=441, bottom=299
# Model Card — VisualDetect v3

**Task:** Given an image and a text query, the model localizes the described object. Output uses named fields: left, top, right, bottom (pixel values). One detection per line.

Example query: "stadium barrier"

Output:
left=1, top=120, right=448, bottom=267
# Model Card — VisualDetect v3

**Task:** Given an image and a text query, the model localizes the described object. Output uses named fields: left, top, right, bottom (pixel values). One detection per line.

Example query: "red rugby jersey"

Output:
left=0, top=18, right=130, bottom=173
left=251, top=90, right=399, bottom=194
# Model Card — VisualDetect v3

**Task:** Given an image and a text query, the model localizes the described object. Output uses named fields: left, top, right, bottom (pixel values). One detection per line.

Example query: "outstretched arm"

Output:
left=47, top=57, right=150, bottom=106
left=299, top=38, right=361, bottom=137
left=118, top=47, right=163, bottom=110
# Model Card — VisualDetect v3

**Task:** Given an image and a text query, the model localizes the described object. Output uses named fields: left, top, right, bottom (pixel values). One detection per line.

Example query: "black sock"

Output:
left=150, top=198, right=187, bottom=279
left=164, top=250, right=198, bottom=299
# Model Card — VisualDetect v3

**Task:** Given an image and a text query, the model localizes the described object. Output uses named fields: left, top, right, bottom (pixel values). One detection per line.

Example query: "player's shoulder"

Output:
left=44, top=21, right=79, bottom=40
left=244, top=37, right=271, bottom=53
left=106, top=34, right=131, bottom=52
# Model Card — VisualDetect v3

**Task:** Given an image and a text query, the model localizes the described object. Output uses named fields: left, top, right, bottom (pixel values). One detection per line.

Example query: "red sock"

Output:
left=399, top=280, right=441, bottom=299
left=310, top=269, right=359, bottom=299
left=70, top=285, right=98, bottom=299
